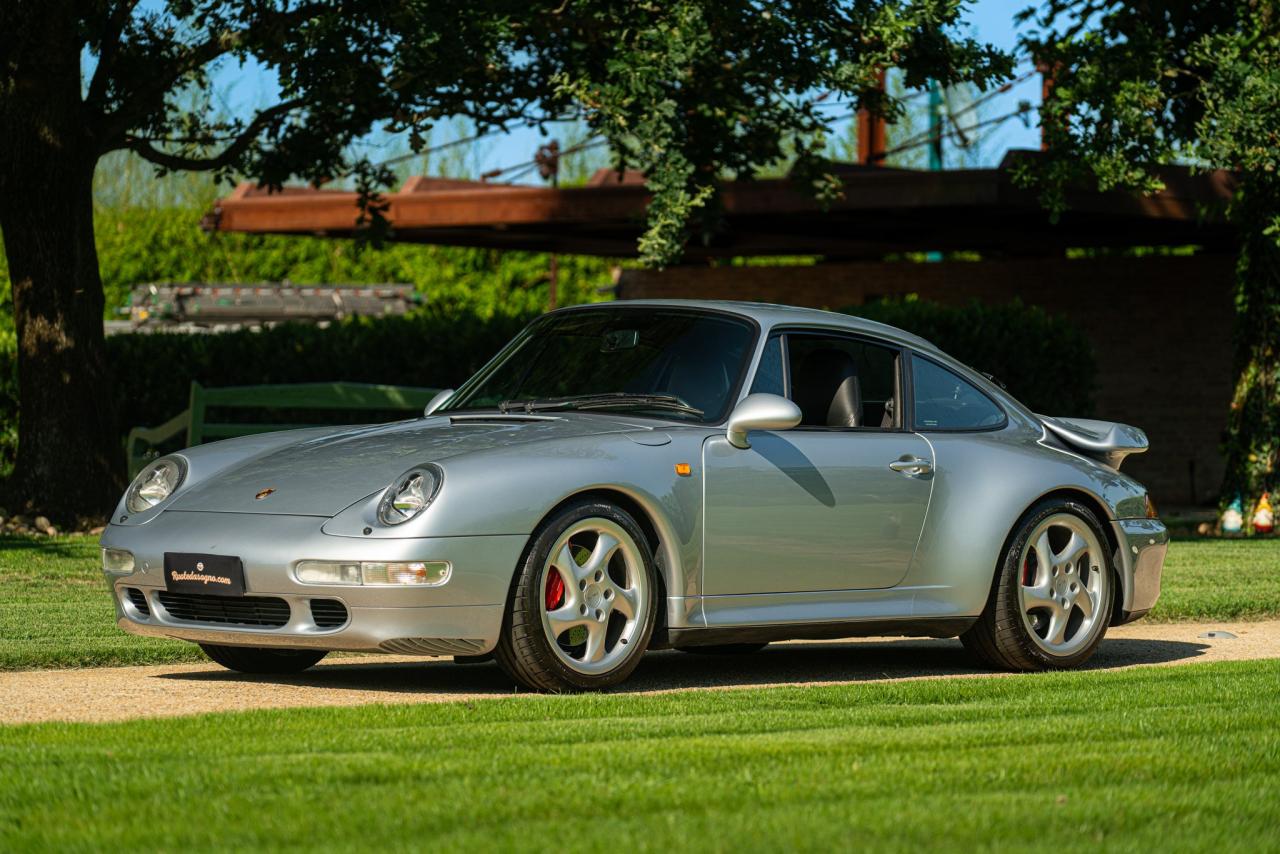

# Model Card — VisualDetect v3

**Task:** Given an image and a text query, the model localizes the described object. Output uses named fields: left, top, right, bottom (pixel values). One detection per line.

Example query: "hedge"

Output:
left=0, top=309, right=529, bottom=476
left=0, top=203, right=617, bottom=334
left=843, top=296, right=1096, bottom=416
left=0, top=296, right=1096, bottom=477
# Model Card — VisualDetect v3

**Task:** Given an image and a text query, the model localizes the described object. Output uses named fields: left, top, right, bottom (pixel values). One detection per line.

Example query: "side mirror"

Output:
left=726, top=393, right=802, bottom=449
left=424, top=389, right=455, bottom=416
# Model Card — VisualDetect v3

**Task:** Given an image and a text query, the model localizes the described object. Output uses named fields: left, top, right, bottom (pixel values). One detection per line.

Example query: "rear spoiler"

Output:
left=1038, top=415, right=1149, bottom=471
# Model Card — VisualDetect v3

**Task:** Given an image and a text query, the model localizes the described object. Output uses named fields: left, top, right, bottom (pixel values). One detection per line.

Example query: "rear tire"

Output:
left=675, top=643, right=769, bottom=655
left=199, top=644, right=327, bottom=674
left=961, top=498, right=1115, bottom=671
left=494, top=499, right=658, bottom=693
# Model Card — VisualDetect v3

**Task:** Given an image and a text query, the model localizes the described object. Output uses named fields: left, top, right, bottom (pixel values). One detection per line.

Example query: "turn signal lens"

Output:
left=102, top=548, right=135, bottom=575
left=1145, top=495, right=1159, bottom=519
left=363, top=561, right=451, bottom=586
left=294, top=560, right=451, bottom=587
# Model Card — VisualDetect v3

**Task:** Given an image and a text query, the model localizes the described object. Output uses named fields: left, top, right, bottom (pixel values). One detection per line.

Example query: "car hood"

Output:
left=169, top=414, right=647, bottom=516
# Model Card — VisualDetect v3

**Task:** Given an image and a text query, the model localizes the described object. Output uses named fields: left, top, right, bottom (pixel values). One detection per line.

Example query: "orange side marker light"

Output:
left=675, top=463, right=692, bottom=477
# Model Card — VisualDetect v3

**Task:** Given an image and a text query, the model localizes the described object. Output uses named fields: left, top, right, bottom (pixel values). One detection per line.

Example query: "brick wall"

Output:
left=618, top=254, right=1237, bottom=505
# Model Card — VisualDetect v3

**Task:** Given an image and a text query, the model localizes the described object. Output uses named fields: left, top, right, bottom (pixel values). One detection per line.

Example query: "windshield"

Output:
left=440, top=308, right=757, bottom=423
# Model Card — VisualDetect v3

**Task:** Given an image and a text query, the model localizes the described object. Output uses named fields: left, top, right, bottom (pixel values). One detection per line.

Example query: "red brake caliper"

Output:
left=1022, top=551, right=1036, bottom=586
left=545, top=569, right=565, bottom=611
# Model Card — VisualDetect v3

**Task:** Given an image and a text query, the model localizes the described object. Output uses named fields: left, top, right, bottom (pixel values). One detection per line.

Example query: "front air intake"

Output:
left=124, top=587, right=150, bottom=616
left=156, top=592, right=290, bottom=628
left=309, top=599, right=349, bottom=629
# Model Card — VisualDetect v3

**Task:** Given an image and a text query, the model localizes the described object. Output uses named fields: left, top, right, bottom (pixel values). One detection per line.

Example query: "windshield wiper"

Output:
left=498, top=393, right=703, bottom=417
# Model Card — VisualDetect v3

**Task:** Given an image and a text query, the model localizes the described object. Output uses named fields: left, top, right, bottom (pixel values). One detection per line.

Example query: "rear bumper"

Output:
left=101, top=511, right=526, bottom=655
left=1111, top=518, right=1168, bottom=624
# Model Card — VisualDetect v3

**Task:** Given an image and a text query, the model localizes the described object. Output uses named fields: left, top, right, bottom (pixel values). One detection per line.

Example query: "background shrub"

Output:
left=842, top=296, right=1096, bottom=415
left=0, top=295, right=1098, bottom=476
left=0, top=308, right=530, bottom=474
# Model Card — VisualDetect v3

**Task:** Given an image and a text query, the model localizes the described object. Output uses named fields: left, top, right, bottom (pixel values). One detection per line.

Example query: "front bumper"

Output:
left=1111, top=517, right=1169, bottom=624
left=100, top=511, right=528, bottom=655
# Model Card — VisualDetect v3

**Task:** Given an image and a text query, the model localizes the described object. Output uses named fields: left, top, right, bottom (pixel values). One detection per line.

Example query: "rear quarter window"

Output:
left=911, top=355, right=1005, bottom=431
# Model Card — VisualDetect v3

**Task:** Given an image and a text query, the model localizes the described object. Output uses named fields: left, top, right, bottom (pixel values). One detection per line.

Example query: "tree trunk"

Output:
left=0, top=2, right=122, bottom=524
left=0, top=166, right=122, bottom=524
left=1220, top=172, right=1280, bottom=508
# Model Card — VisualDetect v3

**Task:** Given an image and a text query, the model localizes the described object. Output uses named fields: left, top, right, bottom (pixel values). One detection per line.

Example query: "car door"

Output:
left=701, top=330, right=935, bottom=596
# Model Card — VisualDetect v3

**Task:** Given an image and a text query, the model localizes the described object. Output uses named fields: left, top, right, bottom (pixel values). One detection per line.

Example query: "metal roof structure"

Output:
left=118, top=283, right=420, bottom=332
left=203, top=153, right=1237, bottom=260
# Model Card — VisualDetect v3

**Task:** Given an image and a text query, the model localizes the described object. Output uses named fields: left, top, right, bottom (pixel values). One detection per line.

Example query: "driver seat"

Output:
left=793, top=349, right=861, bottom=427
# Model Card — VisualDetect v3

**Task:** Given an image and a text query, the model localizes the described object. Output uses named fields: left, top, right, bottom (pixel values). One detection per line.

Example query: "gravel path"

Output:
left=3, top=619, right=1278, bottom=725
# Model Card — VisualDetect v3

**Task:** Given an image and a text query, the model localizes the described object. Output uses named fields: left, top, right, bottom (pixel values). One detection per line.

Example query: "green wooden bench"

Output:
left=127, top=381, right=441, bottom=476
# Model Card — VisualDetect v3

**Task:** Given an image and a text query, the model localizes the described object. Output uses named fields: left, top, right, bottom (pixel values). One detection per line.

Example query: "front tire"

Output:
left=494, top=499, right=658, bottom=692
left=199, top=644, right=327, bottom=674
left=961, top=498, right=1115, bottom=671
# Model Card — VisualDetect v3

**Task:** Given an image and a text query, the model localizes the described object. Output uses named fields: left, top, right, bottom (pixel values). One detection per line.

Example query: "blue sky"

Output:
left=207, top=0, right=1042, bottom=181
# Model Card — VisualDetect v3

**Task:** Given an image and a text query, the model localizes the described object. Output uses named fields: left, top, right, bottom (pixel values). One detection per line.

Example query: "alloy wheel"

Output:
left=540, top=517, right=650, bottom=676
left=1017, top=512, right=1109, bottom=658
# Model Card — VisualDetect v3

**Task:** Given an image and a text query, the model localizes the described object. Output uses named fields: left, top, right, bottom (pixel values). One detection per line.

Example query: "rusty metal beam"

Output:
left=204, top=154, right=1236, bottom=258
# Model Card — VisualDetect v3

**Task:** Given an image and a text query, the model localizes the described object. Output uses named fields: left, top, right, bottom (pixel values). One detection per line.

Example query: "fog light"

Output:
left=102, top=548, right=135, bottom=575
left=296, top=561, right=363, bottom=585
left=293, top=560, right=451, bottom=587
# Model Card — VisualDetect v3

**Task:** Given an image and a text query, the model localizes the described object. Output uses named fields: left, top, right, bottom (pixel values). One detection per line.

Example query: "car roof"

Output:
left=553, top=299, right=943, bottom=355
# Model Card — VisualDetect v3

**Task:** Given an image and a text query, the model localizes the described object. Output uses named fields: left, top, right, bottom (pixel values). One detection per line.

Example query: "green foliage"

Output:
left=107, top=309, right=529, bottom=436
left=0, top=308, right=531, bottom=476
left=1016, top=1, right=1280, bottom=500
left=842, top=296, right=1096, bottom=415
left=91, top=205, right=613, bottom=323
left=1, top=1, right=1013, bottom=267
left=0, top=200, right=611, bottom=476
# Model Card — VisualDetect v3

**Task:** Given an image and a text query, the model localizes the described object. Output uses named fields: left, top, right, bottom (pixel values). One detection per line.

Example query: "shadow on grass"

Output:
left=154, top=635, right=1211, bottom=696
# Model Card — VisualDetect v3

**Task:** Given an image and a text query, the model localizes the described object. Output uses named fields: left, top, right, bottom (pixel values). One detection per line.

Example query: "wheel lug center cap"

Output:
left=586, top=585, right=603, bottom=608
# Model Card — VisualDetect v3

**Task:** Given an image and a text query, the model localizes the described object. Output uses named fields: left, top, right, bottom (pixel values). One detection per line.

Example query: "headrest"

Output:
left=793, top=348, right=861, bottom=427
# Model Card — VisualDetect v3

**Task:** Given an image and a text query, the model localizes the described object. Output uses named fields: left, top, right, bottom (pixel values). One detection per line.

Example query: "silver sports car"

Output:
left=101, top=300, right=1167, bottom=692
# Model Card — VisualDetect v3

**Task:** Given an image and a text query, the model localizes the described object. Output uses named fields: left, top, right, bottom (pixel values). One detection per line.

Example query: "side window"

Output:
left=786, top=334, right=900, bottom=429
left=911, top=356, right=1005, bottom=430
left=749, top=335, right=785, bottom=396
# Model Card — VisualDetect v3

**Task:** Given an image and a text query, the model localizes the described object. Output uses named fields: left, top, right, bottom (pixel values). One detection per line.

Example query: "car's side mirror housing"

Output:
left=424, top=389, right=455, bottom=416
left=726, top=393, right=803, bottom=449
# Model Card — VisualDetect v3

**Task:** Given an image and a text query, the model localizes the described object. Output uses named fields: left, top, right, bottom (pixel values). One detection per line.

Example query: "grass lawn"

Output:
left=1, top=533, right=1278, bottom=671
left=0, top=536, right=199, bottom=670
left=1, top=659, right=1278, bottom=850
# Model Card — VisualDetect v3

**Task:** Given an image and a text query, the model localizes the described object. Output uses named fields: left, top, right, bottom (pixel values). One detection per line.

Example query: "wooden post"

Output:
left=186, top=382, right=206, bottom=446
left=1038, top=60, right=1058, bottom=151
left=857, top=69, right=888, bottom=165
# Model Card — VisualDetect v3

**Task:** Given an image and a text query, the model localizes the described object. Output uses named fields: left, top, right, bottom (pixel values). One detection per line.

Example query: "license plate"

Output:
left=164, top=553, right=246, bottom=596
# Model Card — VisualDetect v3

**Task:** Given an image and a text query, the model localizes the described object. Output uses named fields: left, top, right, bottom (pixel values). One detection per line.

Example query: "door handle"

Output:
left=889, top=457, right=933, bottom=476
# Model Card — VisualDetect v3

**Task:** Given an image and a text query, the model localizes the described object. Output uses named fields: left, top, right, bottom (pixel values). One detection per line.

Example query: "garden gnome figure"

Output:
left=1253, top=493, right=1274, bottom=535
left=1222, top=495, right=1245, bottom=534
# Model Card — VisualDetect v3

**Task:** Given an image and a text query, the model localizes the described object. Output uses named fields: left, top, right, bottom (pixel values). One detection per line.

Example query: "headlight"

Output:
left=126, top=458, right=186, bottom=513
left=377, top=466, right=441, bottom=526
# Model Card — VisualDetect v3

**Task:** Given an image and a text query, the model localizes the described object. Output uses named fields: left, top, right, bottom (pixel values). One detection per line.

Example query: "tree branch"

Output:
left=96, top=3, right=331, bottom=146
left=86, top=0, right=143, bottom=110
left=124, top=97, right=306, bottom=172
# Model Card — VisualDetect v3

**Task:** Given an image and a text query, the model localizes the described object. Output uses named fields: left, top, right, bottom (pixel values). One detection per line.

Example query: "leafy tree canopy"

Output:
left=1018, top=0, right=1280, bottom=502
left=6, top=0, right=1012, bottom=265
left=0, top=0, right=1013, bottom=519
